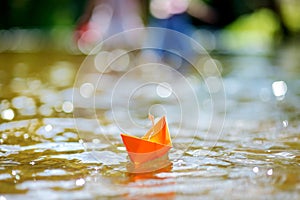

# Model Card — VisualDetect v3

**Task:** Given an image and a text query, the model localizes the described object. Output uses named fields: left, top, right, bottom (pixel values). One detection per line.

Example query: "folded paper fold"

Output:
left=121, top=116, right=172, bottom=164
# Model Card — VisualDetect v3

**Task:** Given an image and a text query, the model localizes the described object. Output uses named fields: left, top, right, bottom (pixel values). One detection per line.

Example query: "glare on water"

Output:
left=0, top=49, right=299, bottom=199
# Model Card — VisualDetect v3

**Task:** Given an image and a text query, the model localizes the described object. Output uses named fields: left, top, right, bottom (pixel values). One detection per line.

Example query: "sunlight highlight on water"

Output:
left=0, top=51, right=299, bottom=199
left=272, top=80, right=287, bottom=100
left=1, top=109, right=14, bottom=120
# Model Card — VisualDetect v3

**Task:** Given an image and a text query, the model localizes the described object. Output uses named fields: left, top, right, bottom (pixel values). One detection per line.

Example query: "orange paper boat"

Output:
left=120, top=116, right=172, bottom=164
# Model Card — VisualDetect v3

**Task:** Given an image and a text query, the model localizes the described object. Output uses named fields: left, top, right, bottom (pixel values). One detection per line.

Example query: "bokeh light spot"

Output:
left=156, top=82, right=172, bottom=98
left=1, top=109, right=15, bottom=120
left=62, top=101, right=74, bottom=113
left=44, top=124, right=53, bottom=132
left=252, top=166, right=259, bottom=173
left=272, top=81, right=287, bottom=99
left=267, top=168, right=273, bottom=176
left=80, top=83, right=94, bottom=98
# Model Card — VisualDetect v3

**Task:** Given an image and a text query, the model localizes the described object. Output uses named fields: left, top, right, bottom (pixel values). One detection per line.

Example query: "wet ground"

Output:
left=0, top=38, right=300, bottom=199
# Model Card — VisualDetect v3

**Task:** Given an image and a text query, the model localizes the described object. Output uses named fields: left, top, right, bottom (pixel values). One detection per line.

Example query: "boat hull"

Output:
left=121, top=133, right=171, bottom=164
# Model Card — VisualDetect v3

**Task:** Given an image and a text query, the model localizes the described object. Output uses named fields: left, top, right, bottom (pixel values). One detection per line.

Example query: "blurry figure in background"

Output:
left=145, top=0, right=218, bottom=66
left=75, top=0, right=293, bottom=56
left=75, top=0, right=144, bottom=52
left=146, top=0, right=290, bottom=60
left=147, top=0, right=288, bottom=42
left=149, top=0, right=193, bottom=36
left=149, top=0, right=218, bottom=37
left=145, top=0, right=199, bottom=68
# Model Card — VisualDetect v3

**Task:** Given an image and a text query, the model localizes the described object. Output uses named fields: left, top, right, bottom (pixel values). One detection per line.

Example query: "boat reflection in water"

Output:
left=125, top=163, right=175, bottom=199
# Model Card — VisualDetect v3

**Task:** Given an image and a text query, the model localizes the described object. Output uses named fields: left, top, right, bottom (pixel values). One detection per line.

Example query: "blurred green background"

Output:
left=0, top=0, right=299, bottom=53
left=0, top=0, right=87, bottom=29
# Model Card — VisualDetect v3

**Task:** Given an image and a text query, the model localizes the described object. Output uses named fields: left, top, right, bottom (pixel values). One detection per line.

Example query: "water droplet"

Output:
left=75, top=178, right=85, bottom=186
left=272, top=81, right=287, bottom=99
left=44, top=124, right=53, bottom=132
left=11, top=170, right=17, bottom=176
left=29, top=161, right=35, bottom=165
left=15, top=175, right=20, bottom=180
left=23, top=134, right=29, bottom=139
left=252, top=166, right=259, bottom=173
left=282, top=120, right=288, bottom=128
left=1, top=109, right=15, bottom=120
left=117, top=146, right=126, bottom=151
left=267, top=168, right=273, bottom=176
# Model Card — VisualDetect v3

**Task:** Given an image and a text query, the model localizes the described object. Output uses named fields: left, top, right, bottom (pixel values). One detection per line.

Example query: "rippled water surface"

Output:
left=0, top=41, right=300, bottom=199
